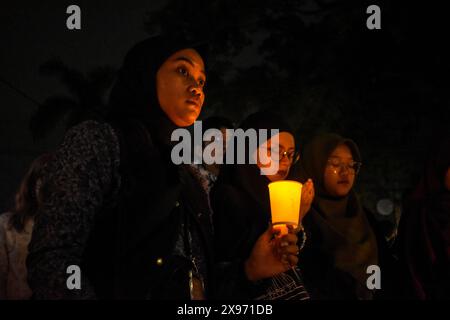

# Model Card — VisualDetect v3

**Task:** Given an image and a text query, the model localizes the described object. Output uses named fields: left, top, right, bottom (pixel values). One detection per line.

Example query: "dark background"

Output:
left=1, top=0, right=449, bottom=231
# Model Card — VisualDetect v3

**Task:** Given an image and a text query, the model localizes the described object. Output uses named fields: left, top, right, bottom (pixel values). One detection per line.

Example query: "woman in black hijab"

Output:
left=212, top=111, right=314, bottom=300
left=27, top=35, right=214, bottom=299
left=295, top=133, right=398, bottom=300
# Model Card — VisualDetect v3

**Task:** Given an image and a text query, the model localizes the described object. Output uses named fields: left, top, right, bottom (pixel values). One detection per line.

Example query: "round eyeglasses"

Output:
left=326, top=158, right=362, bottom=175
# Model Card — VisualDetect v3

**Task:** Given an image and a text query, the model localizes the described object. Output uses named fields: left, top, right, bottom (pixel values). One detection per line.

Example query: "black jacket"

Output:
left=212, top=164, right=285, bottom=299
left=28, top=120, right=214, bottom=299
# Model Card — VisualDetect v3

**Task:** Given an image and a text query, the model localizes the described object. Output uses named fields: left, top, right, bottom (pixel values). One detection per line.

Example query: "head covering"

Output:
left=101, top=37, right=213, bottom=298
left=107, top=35, right=208, bottom=147
left=239, top=110, right=293, bottom=143
left=301, top=133, right=361, bottom=197
left=218, top=111, right=294, bottom=219
left=300, top=133, right=378, bottom=299
left=398, top=137, right=450, bottom=299
left=202, top=116, right=234, bottom=132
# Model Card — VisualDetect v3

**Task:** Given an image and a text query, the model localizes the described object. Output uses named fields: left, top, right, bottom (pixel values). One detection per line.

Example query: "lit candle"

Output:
left=268, top=180, right=303, bottom=235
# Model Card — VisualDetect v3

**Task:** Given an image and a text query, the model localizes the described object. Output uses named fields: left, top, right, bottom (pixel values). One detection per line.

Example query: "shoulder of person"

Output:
left=63, top=120, right=119, bottom=147
left=54, top=120, right=121, bottom=171
left=108, top=119, right=164, bottom=164
left=47, top=120, right=121, bottom=199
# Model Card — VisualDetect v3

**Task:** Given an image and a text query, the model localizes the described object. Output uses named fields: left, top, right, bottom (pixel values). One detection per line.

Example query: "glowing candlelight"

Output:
left=268, top=180, right=302, bottom=235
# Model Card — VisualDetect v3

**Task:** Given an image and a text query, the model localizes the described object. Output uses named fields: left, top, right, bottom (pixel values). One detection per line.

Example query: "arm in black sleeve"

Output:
left=212, top=185, right=267, bottom=299
left=27, top=120, right=120, bottom=299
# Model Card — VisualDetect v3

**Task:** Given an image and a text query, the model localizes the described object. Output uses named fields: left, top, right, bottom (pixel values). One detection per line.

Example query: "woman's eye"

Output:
left=349, top=162, right=358, bottom=169
left=198, top=79, right=205, bottom=87
left=177, top=67, right=188, bottom=77
left=329, top=159, right=340, bottom=166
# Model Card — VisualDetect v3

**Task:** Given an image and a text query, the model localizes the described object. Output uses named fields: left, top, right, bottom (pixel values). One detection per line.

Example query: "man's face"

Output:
left=156, top=48, right=206, bottom=127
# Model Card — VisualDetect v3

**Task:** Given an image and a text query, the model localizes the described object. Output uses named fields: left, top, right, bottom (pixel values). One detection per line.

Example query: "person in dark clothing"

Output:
left=212, top=111, right=314, bottom=300
left=294, top=133, right=399, bottom=300
left=396, top=137, right=450, bottom=299
left=200, top=116, right=235, bottom=178
left=187, top=116, right=235, bottom=195
left=27, top=36, right=299, bottom=300
left=27, top=35, right=214, bottom=299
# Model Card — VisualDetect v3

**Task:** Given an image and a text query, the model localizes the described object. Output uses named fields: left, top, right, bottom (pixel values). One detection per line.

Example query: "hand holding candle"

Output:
left=245, top=225, right=299, bottom=281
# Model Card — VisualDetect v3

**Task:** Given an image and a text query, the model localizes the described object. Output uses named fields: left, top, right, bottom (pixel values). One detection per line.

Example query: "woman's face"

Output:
left=256, top=132, right=295, bottom=182
left=156, top=48, right=206, bottom=127
left=323, top=144, right=356, bottom=197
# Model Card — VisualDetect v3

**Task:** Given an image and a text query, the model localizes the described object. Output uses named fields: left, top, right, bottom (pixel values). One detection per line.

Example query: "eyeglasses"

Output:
left=279, top=150, right=300, bottom=163
left=326, top=158, right=362, bottom=175
left=260, top=147, right=299, bottom=164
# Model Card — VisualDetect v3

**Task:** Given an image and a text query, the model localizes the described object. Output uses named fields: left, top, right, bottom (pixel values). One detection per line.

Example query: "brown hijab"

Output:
left=300, top=133, right=378, bottom=299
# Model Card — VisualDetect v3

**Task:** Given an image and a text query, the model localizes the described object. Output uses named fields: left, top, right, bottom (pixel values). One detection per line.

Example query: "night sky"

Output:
left=0, top=1, right=163, bottom=209
left=1, top=0, right=449, bottom=223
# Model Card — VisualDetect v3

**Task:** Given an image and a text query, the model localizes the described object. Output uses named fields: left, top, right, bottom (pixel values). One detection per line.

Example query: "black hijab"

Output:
left=218, top=111, right=294, bottom=222
left=104, top=35, right=212, bottom=247
left=107, top=35, right=207, bottom=150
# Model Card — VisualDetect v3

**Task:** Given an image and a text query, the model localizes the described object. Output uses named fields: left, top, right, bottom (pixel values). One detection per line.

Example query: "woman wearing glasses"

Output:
left=211, top=111, right=314, bottom=300
left=294, top=133, right=398, bottom=300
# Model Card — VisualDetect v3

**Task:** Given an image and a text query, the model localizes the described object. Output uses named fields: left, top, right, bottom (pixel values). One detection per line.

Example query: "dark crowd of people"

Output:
left=1, top=35, right=448, bottom=300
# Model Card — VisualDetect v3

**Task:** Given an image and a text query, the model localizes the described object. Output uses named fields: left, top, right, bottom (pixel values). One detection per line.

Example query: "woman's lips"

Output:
left=186, top=99, right=200, bottom=109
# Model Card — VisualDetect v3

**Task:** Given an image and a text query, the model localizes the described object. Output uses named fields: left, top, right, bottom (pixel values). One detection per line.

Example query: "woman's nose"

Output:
left=189, top=85, right=202, bottom=97
left=280, top=155, right=290, bottom=165
left=339, top=166, right=350, bottom=176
